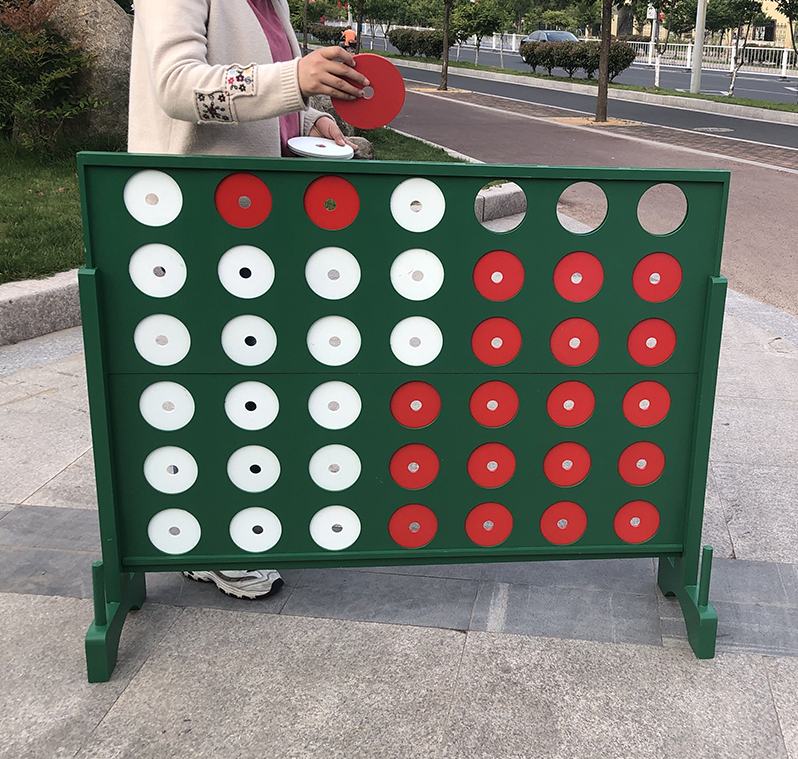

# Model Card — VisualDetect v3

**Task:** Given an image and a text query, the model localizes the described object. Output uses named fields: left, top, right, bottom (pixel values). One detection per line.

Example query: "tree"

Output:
left=595, top=0, right=612, bottom=121
left=455, top=0, right=505, bottom=64
left=440, top=0, right=454, bottom=89
left=724, top=0, right=766, bottom=96
left=364, top=0, right=403, bottom=50
left=775, top=0, right=798, bottom=102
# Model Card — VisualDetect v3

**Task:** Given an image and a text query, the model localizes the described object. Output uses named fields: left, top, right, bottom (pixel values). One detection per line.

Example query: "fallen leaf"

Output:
left=57, top=187, right=66, bottom=192
left=36, top=191, right=44, bottom=196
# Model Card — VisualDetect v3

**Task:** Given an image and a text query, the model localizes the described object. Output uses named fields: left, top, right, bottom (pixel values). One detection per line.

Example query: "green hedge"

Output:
left=520, top=40, right=636, bottom=81
left=387, top=28, right=452, bottom=59
left=308, top=24, right=344, bottom=45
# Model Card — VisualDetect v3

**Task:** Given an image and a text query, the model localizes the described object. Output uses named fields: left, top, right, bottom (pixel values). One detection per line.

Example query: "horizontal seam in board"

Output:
left=106, top=372, right=702, bottom=376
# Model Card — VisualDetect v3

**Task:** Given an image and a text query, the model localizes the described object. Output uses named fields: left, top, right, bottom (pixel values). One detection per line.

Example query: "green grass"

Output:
left=360, top=127, right=463, bottom=162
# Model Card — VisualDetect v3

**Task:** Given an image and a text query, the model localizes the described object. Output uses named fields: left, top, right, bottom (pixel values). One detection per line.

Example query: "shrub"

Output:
left=388, top=28, right=419, bottom=57
left=308, top=24, right=344, bottom=45
left=519, top=39, right=636, bottom=81
left=553, top=41, right=582, bottom=78
left=537, top=42, right=558, bottom=75
left=581, top=41, right=601, bottom=78
left=415, top=29, right=447, bottom=59
left=519, top=40, right=541, bottom=71
left=608, top=40, right=636, bottom=80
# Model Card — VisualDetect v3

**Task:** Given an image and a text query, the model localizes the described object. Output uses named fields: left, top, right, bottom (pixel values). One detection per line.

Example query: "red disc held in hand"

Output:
left=390, top=382, right=441, bottom=428
left=389, top=444, right=439, bottom=489
left=546, top=381, right=595, bottom=427
left=553, top=252, right=604, bottom=302
left=628, top=319, right=676, bottom=366
left=540, top=501, right=587, bottom=545
left=332, top=54, right=406, bottom=129
left=215, top=173, right=272, bottom=228
left=543, top=442, right=591, bottom=487
left=633, top=253, right=682, bottom=302
left=304, top=175, right=360, bottom=230
left=623, top=381, right=671, bottom=427
left=473, top=251, right=525, bottom=301
left=389, top=503, right=438, bottom=548
left=614, top=500, right=660, bottom=543
left=467, top=443, right=516, bottom=488
left=469, top=381, right=519, bottom=428
left=618, top=441, right=665, bottom=486
left=550, top=318, right=599, bottom=366
left=471, top=318, right=522, bottom=366
left=465, top=502, right=514, bottom=547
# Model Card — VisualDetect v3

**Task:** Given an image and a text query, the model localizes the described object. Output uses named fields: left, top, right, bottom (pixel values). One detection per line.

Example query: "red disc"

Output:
left=332, top=54, right=406, bottom=129
left=304, top=175, right=360, bottom=230
left=618, top=442, right=665, bottom=486
left=540, top=501, right=587, bottom=545
left=614, top=501, right=661, bottom=543
left=543, top=442, right=591, bottom=487
left=633, top=253, right=682, bottom=302
left=389, top=504, right=438, bottom=548
left=623, top=382, right=671, bottom=427
left=389, top=444, right=439, bottom=489
left=550, top=318, right=600, bottom=366
left=469, top=381, right=519, bottom=428
left=546, top=381, right=595, bottom=427
left=390, top=382, right=441, bottom=428
left=473, top=251, right=525, bottom=301
left=553, top=252, right=604, bottom=302
left=215, top=173, right=272, bottom=228
left=465, top=502, right=514, bottom=547
left=467, top=443, right=516, bottom=488
left=628, top=319, right=676, bottom=366
left=471, top=318, right=522, bottom=366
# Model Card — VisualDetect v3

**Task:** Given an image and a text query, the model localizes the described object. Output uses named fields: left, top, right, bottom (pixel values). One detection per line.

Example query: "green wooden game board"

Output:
left=78, top=152, right=729, bottom=681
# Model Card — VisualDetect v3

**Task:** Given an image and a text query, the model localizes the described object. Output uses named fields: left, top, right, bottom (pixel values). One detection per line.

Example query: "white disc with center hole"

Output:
left=390, top=178, right=446, bottom=233
left=305, top=247, right=361, bottom=300
left=308, top=381, right=362, bottom=429
left=124, top=170, right=183, bottom=227
left=390, top=316, right=443, bottom=366
left=221, top=315, right=277, bottom=366
left=134, top=314, right=191, bottom=366
left=224, top=382, right=279, bottom=430
left=229, top=507, right=282, bottom=552
left=307, top=316, right=361, bottom=366
left=309, top=444, right=362, bottom=491
left=309, top=505, right=361, bottom=550
left=148, top=509, right=201, bottom=555
left=227, top=446, right=280, bottom=493
left=129, top=244, right=186, bottom=298
left=287, top=136, right=354, bottom=160
left=218, top=246, right=275, bottom=299
left=143, top=446, right=198, bottom=494
left=139, top=381, right=195, bottom=431
left=390, top=249, right=444, bottom=301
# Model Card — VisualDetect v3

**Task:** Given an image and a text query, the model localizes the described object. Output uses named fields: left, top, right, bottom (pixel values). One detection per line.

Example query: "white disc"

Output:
left=305, top=247, right=361, bottom=300
left=148, top=509, right=201, bottom=555
left=227, top=445, right=280, bottom=493
left=224, top=382, right=279, bottom=430
left=218, top=246, right=275, bottom=299
left=124, top=170, right=183, bottom=227
left=143, top=447, right=198, bottom=494
left=139, top=382, right=195, bottom=431
left=309, top=505, right=361, bottom=550
left=221, top=315, right=277, bottom=366
left=308, top=381, right=362, bottom=430
left=390, top=249, right=444, bottom=301
left=229, top=507, right=282, bottom=552
left=129, top=244, right=186, bottom=298
left=134, top=314, right=191, bottom=366
left=288, top=136, right=354, bottom=160
left=309, top=445, right=362, bottom=491
left=390, top=178, right=446, bottom=233
left=390, top=316, right=443, bottom=366
left=307, top=316, right=361, bottom=366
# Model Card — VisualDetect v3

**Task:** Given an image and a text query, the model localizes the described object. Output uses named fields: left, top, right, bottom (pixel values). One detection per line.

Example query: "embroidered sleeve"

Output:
left=194, top=63, right=257, bottom=125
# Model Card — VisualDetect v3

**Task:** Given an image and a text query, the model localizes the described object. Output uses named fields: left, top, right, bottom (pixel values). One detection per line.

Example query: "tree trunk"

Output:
left=595, top=0, right=612, bottom=121
left=356, top=0, right=364, bottom=54
left=440, top=0, right=452, bottom=90
left=302, top=0, right=308, bottom=55
left=475, top=41, right=480, bottom=65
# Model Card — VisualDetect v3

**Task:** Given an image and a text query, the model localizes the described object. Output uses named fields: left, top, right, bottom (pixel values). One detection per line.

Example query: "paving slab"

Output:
left=0, top=545, right=99, bottom=599
left=764, top=656, right=798, bottom=759
left=0, top=504, right=99, bottom=552
left=23, top=450, right=97, bottom=510
left=0, top=326, right=83, bottom=378
left=701, top=468, right=735, bottom=560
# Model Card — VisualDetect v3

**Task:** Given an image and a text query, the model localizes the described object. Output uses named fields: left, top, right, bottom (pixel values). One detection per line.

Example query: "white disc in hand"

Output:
left=288, top=136, right=354, bottom=160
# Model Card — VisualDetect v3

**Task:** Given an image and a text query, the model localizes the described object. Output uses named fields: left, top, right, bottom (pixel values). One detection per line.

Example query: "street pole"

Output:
left=690, top=0, right=708, bottom=93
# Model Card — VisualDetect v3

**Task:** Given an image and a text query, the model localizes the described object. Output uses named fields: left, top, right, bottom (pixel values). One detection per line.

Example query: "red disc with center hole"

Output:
left=546, top=381, right=595, bottom=427
left=304, top=175, right=360, bottom=230
left=467, top=443, right=516, bottom=488
left=390, top=382, right=441, bottom=428
left=389, top=503, right=438, bottom=548
left=628, top=319, right=676, bottom=366
left=215, top=173, right=272, bottom=228
left=553, top=252, right=604, bottom=302
left=473, top=251, right=525, bottom=301
left=540, top=501, right=587, bottom=545
left=614, top=501, right=660, bottom=543
left=633, top=253, right=682, bottom=302
left=550, top=318, right=599, bottom=366
left=618, top=442, right=665, bottom=486
left=623, top=382, right=671, bottom=427
left=465, top=502, right=513, bottom=547
left=543, top=442, right=591, bottom=487
left=389, top=444, right=439, bottom=489
left=469, top=381, right=519, bottom=427
left=332, top=54, right=406, bottom=129
left=471, top=318, right=522, bottom=366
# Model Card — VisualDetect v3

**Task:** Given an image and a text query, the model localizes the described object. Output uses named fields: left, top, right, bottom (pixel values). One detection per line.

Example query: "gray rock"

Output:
left=349, top=135, right=374, bottom=160
left=308, top=94, right=356, bottom=137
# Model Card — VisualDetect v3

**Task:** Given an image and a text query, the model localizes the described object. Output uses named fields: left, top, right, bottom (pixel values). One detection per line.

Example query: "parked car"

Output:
left=522, top=30, right=580, bottom=43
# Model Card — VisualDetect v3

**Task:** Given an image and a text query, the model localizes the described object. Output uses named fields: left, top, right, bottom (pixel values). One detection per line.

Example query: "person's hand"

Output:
left=298, top=47, right=370, bottom=101
left=310, top=116, right=358, bottom=151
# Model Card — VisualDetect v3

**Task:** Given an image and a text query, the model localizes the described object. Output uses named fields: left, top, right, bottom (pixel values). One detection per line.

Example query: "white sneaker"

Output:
left=182, top=569, right=284, bottom=599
